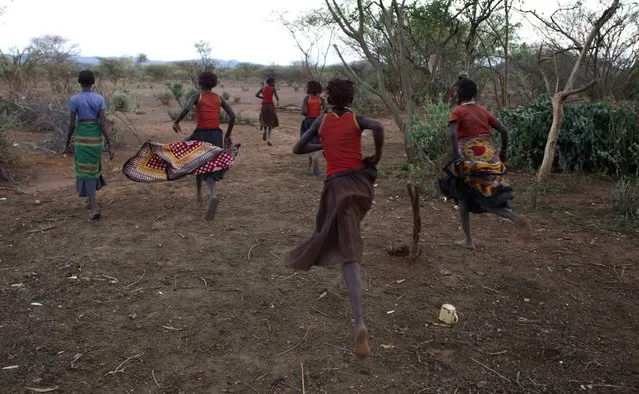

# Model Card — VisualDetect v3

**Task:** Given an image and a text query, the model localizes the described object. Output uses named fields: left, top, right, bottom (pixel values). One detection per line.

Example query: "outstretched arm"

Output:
left=221, top=99, right=236, bottom=148
left=356, top=116, right=384, bottom=165
left=493, top=120, right=508, bottom=163
left=65, top=112, right=76, bottom=150
left=99, top=109, right=114, bottom=160
left=293, top=116, right=323, bottom=154
left=173, top=94, right=198, bottom=133
left=255, top=88, right=263, bottom=99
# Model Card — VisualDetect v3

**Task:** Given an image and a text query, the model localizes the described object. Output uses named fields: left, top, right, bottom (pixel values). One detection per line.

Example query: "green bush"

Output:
left=0, top=102, right=19, bottom=181
left=222, top=91, right=231, bottom=101
left=111, top=94, right=131, bottom=112
left=352, top=88, right=386, bottom=118
left=410, top=96, right=452, bottom=164
left=499, top=96, right=639, bottom=176
left=156, top=92, right=172, bottom=106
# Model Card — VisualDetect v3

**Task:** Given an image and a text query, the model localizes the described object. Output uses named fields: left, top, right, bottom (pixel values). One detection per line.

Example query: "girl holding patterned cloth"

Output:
left=172, top=71, right=236, bottom=221
left=441, top=78, right=531, bottom=249
left=286, top=78, right=384, bottom=359
left=65, top=70, right=114, bottom=220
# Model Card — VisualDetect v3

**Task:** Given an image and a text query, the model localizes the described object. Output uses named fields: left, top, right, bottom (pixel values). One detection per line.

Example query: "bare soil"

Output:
left=0, top=83, right=637, bottom=393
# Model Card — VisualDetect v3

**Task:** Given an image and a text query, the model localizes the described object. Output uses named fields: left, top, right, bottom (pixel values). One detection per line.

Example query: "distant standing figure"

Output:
left=256, top=77, right=279, bottom=146
left=65, top=69, right=114, bottom=220
left=173, top=71, right=236, bottom=221
left=440, top=78, right=531, bottom=249
left=286, top=78, right=385, bottom=359
left=300, top=80, right=326, bottom=176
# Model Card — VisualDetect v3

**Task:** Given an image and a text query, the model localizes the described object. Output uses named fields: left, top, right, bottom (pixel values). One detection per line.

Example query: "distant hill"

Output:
left=75, top=56, right=240, bottom=68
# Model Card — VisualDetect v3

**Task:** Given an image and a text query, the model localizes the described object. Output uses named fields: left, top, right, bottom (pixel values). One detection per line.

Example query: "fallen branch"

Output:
left=276, top=328, right=310, bottom=357
left=26, top=226, right=57, bottom=234
left=104, top=353, right=144, bottom=376
left=471, top=357, right=512, bottom=383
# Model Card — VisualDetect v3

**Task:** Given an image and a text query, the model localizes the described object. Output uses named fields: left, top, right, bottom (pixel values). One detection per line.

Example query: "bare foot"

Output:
left=205, top=197, right=219, bottom=221
left=354, top=326, right=370, bottom=359
left=90, top=212, right=101, bottom=220
left=196, top=192, right=203, bottom=206
left=516, top=216, right=532, bottom=241
left=267, top=141, right=273, bottom=146
left=455, top=240, right=475, bottom=250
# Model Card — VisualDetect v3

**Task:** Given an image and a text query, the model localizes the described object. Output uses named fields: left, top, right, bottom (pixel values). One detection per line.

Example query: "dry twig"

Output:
left=152, top=370, right=160, bottom=388
left=125, top=271, right=145, bottom=289
left=104, top=353, right=144, bottom=376
left=276, top=328, right=310, bottom=357
left=471, top=357, right=511, bottom=383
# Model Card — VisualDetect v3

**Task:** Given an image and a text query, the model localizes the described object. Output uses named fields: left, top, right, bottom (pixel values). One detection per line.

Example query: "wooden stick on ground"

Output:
left=407, top=182, right=422, bottom=260
left=301, top=362, right=306, bottom=394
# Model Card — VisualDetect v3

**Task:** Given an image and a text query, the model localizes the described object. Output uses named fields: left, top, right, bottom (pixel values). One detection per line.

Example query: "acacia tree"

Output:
left=278, top=10, right=336, bottom=83
left=526, top=0, right=622, bottom=181
left=30, top=35, right=79, bottom=95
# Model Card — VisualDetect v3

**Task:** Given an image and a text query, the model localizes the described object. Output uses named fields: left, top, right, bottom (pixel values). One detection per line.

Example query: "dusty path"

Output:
left=0, top=92, right=637, bottom=393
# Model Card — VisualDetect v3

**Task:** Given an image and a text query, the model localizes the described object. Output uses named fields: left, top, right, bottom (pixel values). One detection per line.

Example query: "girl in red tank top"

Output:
left=288, top=79, right=385, bottom=359
left=171, top=71, right=237, bottom=221
left=256, top=78, right=280, bottom=145
left=300, top=80, right=326, bottom=176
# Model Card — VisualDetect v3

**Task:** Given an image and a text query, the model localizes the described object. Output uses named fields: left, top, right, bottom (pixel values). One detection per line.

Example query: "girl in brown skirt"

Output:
left=286, top=78, right=384, bottom=359
left=255, top=77, right=279, bottom=146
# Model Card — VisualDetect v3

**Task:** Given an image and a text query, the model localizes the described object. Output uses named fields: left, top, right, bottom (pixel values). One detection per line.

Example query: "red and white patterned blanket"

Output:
left=123, top=140, right=240, bottom=183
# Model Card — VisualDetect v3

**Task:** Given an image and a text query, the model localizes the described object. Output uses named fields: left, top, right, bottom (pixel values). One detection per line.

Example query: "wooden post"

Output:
left=406, top=182, right=422, bottom=261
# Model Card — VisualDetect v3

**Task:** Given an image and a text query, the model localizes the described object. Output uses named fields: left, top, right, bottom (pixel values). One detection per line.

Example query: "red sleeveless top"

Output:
left=306, top=95, right=322, bottom=118
left=195, top=92, right=221, bottom=129
left=320, top=112, right=363, bottom=177
left=262, top=85, right=274, bottom=104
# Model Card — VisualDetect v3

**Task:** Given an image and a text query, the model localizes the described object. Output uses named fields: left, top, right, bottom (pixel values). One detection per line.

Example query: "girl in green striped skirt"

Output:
left=65, top=70, right=114, bottom=220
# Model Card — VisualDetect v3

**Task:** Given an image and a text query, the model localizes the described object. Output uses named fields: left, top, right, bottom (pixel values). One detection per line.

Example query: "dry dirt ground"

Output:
left=1, top=82, right=638, bottom=393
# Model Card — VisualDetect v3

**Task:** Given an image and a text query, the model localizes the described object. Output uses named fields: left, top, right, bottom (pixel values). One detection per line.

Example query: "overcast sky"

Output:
left=0, top=0, right=605, bottom=65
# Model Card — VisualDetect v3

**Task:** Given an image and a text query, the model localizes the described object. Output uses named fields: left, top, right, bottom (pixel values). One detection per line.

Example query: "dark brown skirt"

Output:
left=285, top=165, right=377, bottom=270
left=259, top=102, right=279, bottom=129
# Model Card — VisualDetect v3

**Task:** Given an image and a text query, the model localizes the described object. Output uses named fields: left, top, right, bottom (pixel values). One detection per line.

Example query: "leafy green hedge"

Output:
left=498, top=96, right=639, bottom=176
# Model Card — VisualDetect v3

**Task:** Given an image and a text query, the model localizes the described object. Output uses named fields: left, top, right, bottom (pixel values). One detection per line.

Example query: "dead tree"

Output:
left=527, top=0, right=621, bottom=181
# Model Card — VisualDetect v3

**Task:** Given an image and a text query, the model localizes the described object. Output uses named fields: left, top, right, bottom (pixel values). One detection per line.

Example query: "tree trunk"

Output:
left=537, top=94, right=565, bottom=181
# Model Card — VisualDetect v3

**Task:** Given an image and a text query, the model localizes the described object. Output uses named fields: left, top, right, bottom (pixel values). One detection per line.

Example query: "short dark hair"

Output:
left=198, top=71, right=218, bottom=89
left=456, top=78, right=477, bottom=103
left=78, top=70, right=95, bottom=86
left=326, top=78, right=354, bottom=107
left=306, top=80, right=322, bottom=95
left=266, top=77, right=275, bottom=85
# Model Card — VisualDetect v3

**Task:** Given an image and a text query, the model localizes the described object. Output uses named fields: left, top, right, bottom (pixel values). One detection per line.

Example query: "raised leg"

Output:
left=196, top=175, right=203, bottom=205
left=267, top=128, right=272, bottom=146
left=205, top=177, right=219, bottom=222
left=455, top=200, right=474, bottom=249
left=482, top=205, right=532, bottom=240
left=342, top=262, right=369, bottom=358
left=88, top=189, right=100, bottom=220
